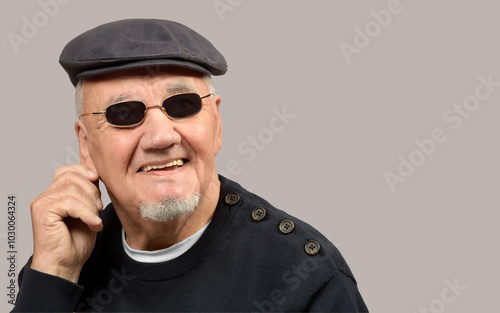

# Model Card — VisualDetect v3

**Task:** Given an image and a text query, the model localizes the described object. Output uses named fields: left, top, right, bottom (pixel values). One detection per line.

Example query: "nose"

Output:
left=138, top=105, right=181, bottom=151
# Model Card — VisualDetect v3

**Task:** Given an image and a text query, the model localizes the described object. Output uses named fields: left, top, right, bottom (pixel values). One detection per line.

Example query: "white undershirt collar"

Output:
left=122, top=221, right=211, bottom=263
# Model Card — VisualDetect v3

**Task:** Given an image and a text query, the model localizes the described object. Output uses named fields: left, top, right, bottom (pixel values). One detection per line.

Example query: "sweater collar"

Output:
left=100, top=175, right=244, bottom=281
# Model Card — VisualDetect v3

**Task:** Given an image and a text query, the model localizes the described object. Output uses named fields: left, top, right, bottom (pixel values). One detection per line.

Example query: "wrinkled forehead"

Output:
left=82, top=67, right=207, bottom=109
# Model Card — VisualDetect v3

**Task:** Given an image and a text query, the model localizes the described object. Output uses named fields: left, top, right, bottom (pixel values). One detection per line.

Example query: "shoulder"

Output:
left=218, top=175, right=358, bottom=284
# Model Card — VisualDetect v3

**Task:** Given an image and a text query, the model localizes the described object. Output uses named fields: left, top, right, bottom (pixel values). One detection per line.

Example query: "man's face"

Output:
left=75, top=68, right=222, bottom=215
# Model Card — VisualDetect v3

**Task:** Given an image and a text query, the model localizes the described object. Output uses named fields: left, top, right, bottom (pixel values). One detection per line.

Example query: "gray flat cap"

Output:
left=59, top=19, right=227, bottom=86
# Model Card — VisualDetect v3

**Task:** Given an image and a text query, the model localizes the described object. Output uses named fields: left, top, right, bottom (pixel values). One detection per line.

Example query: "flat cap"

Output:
left=59, top=19, right=227, bottom=86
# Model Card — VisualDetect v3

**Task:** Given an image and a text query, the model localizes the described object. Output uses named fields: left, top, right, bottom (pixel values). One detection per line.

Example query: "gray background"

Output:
left=1, top=0, right=499, bottom=312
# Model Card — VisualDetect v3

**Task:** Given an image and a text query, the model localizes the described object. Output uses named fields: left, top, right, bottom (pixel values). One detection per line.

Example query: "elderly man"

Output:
left=12, top=19, right=368, bottom=312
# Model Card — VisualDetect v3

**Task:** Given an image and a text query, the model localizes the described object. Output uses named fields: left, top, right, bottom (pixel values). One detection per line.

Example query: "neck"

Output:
left=115, top=175, right=220, bottom=251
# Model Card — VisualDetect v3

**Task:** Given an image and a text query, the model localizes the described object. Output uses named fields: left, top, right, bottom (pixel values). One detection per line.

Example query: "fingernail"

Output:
left=96, top=198, right=103, bottom=210
left=94, top=215, right=102, bottom=224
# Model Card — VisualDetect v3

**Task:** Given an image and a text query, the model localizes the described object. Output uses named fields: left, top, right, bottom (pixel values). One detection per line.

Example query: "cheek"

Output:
left=185, top=122, right=218, bottom=157
left=89, top=133, right=137, bottom=176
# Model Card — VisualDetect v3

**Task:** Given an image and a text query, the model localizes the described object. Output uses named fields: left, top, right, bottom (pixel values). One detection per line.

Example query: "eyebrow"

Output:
left=103, top=81, right=196, bottom=109
left=166, top=81, right=196, bottom=94
left=104, top=94, right=131, bottom=109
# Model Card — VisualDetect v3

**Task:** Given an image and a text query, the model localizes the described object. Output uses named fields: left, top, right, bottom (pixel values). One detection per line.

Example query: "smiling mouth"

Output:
left=140, top=159, right=187, bottom=173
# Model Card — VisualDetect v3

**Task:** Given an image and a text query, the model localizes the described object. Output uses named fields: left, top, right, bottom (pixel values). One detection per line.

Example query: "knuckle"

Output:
left=53, top=166, right=65, bottom=177
left=30, top=192, right=52, bottom=213
left=62, top=183, right=80, bottom=195
left=57, top=170, right=78, bottom=182
left=30, top=197, right=41, bottom=213
left=90, top=186, right=101, bottom=198
left=53, top=166, right=72, bottom=182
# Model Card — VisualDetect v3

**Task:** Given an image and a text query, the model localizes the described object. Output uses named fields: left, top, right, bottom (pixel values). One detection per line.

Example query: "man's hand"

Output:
left=30, top=165, right=104, bottom=284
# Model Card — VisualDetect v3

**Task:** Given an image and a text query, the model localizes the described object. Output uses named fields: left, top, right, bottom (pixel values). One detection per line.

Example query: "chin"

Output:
left=139, top=192, right=201, bottom=223
left=144, top=188, right=197, bottom=204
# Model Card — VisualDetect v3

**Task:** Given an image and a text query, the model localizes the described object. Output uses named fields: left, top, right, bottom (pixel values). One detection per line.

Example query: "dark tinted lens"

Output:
left=163, top=94, right=202, bottom=119
left=106, top=101, right=146, bottom=126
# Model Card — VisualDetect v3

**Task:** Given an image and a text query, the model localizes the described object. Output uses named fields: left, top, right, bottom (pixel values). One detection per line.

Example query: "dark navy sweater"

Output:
left=13, top=176, right=368, bottom=312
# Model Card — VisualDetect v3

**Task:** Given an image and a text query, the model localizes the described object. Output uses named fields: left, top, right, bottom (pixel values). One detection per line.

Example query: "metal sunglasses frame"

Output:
left=79, top=92, right=214, bottom=128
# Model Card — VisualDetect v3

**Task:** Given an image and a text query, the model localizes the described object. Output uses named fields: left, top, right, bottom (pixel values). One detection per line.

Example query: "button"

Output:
left=279, top=219, right=295, bottom=234
left=251, top=207, right=266, bottom=221
left=304, top=240, right=321, bottom=255
left=224, top=192, right=240, bottom=205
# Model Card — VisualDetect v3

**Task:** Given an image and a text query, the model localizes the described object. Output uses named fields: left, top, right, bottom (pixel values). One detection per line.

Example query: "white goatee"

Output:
left=139, top=193, right=200, bottom=222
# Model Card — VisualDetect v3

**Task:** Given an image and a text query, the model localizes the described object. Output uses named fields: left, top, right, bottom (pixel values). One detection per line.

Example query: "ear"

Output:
left=212, top=94, right=223, bottom=155
left=74, top=120, right=97, bottom=171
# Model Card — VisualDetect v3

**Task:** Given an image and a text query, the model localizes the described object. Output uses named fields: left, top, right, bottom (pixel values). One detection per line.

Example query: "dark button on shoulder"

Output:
left=304, top=240, right=321, bottom=255
left=251, top=207, right=267, bottom=221
left=224, top=192, right=240, bottom=205
left=279, top=219, right=295, bottom=234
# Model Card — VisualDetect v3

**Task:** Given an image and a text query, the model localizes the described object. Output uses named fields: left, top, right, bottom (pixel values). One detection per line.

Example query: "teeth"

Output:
left=142, top=159, right=184, bottom=172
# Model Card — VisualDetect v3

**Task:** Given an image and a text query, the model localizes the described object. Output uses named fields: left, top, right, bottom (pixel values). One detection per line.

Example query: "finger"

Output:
left=53, top=164, right=100, bottom=185
left=55, top=189, right=102, bottom=229
left=48, top=169, right=102, bottom=209
left=33, top=185, right=103, bottom=232
left=52, top=164, right=99, bottom=190
left=52, top=196, right=103, bottom=232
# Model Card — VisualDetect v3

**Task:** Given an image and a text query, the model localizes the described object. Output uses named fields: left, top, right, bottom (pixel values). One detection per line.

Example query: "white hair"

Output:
left=74, top=74, right=215, bottom=117
left=139, top=193, right=200, bottom=222
left=203, top=75, right=215, bottom=94
left=75, top=79, right=84, bottom=117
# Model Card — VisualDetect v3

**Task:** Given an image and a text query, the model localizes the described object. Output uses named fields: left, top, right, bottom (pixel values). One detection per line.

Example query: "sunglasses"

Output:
left=80, top=92, right=214, bottom=127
